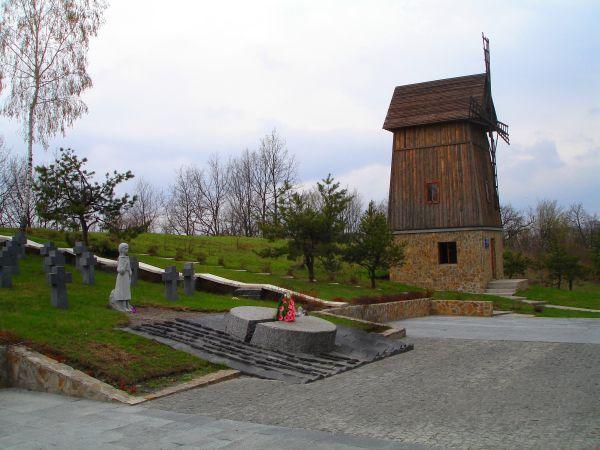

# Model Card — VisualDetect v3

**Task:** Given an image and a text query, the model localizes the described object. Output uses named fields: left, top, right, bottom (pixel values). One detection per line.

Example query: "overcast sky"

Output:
left=1, top=0, right=599, bottom=213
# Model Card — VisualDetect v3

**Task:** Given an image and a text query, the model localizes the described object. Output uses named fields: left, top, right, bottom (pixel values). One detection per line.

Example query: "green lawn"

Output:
left=0, top=253, right=273, bottom=392
left=1, top=227, right=423, bottom=301
left=3, top=228, right=599, bottom=319
left=517, top=283, right=600, bottom=311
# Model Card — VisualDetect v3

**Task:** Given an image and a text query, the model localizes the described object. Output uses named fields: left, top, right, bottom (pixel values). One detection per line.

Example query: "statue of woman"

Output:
left=109, top=243, right=134, bottom=312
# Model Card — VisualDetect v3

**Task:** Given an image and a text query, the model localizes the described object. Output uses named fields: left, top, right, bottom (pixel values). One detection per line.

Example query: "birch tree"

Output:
left=0, top=0, right=107, bottom=229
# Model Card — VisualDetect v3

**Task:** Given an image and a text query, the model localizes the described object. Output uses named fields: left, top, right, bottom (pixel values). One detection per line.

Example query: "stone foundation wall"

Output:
left=327, top=298, right=493, bottom=322
left=390, top=229, right=504, bottom=293
left=0, top=345, right=8, bottom=387
left=6, top=345, right=132, bottom=402
left=327, top=299, right=431, bottom=323
left=430, top=300, right=493, bottom=317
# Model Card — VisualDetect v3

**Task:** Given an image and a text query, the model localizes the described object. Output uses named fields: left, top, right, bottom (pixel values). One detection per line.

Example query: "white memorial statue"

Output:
left=109, top=242, right=134, bottom=312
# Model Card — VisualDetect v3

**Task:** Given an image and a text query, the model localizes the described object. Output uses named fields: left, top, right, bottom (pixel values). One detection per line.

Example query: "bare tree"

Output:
left=341, top=189, right=364, bottom=234
left=125, top=178, right=164, bottom=232
left=500, top=203, right=534, bottom=247
left=0, top=146, right=31, bottom=227
left=533, top=199, right=568, bottom=251
left=249, top=129, right=296, bottom=226
left=197, top=154, right=230, bottom=236
left=0, top=0, right=107, bottom=229
left=228, top=149, right=258, bottom=236
left=566, top=203, right=598, bottom=248
left=165, top=166, right=198, bottom=236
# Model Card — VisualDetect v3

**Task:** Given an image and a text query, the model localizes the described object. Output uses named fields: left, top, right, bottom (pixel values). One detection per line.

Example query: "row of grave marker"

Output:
left=1, top=235, right=198, bottom=309
left=0, top=231, right=27, bottom=287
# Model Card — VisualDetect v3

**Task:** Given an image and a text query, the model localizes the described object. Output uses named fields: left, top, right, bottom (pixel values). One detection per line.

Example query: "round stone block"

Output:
left=225, top=306, right=276, bottom=342
left=251, top=315, right=337, bottom=354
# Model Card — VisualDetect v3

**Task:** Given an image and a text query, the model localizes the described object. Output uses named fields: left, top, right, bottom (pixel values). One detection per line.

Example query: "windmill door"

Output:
left=490, top=238, right=497, bottom=279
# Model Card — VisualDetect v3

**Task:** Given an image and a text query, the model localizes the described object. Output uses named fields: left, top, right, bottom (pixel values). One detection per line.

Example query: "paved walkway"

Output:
left=148, top=336, right=600, bottom=448
left=386, top=315, right=600, bottom=344
left=0, top=389, right=415, bottom=449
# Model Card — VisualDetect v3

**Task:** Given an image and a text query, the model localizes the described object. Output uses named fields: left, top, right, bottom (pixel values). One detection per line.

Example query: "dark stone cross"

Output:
left=0, top=250, right=13, bottom=288
left=48, top=266, right=72, bottom=309
left=2, top=243, right=19, bottom=275
left=80, top=251, right=96, bottom=285
left=129, top=256, right=139, bottom=286
left=12, top=232, right=27, bottom=257
left=40, top=242, right=57, bottom=257
left=73, top=241, right=87, bottom=268
left=44, top=250, right=66, bottom=277
left=40, top=242, right=57, bottom=270
left=182, top=262, right=195, bottom=296
left=162, top=266, right=179, bottom=301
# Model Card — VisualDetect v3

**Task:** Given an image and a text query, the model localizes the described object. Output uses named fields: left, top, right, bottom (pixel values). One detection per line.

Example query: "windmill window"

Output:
left=425, top=181, right=440, bottom=204
left=438, top=242, right=457, bottom=264
left=485, top=181, right=491, bottom=203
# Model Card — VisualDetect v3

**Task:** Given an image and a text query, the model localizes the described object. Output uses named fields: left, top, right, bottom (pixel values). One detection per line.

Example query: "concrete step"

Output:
left=485, top=289, right=517, bottom=295
left=492, top=310, right=513, bottom=316
left=487, top=279, right=529, bottom=290
left=234, top=288, right=263, bottom=300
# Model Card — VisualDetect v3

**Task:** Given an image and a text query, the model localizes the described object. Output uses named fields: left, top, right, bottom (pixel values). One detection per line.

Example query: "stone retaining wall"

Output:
left=327, top=299, right=431, bottom=323
left=430, top=300, right=493, bottom=317
left=1, top=345, right=239, bottom=403
left=327, top=298, right=493, bottom=322
left=0, top=345, right=8, bottom=387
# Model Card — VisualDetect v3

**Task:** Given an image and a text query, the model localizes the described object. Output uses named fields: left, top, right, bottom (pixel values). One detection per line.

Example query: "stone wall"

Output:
left=0, top=345, right=8, bottom=387
left=327, top=298, right=493, bottom=322
left=328, top=299, right=431, bottom=323
left=390, top=229, right=504, bottom=293
left=6, top=345, right=132, bottom=402
left=430, top=300, right=493, bottom=317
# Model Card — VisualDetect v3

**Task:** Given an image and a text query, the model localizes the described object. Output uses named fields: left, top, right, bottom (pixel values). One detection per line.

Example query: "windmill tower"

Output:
left=383, top=35, right=509, bottom=293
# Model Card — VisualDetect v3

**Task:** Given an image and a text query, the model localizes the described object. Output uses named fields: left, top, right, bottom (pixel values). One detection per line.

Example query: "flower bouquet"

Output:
left=276, top=293, right=296, bottom=322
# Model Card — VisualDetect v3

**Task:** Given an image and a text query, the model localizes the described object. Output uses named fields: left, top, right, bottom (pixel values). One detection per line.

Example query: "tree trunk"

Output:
left=21, top=101, right=36, bottom=231
left=306, top=255, right=315, bottom=282
left=370, top=269, right=376, bottom=289
left=568, top=278, right=573, bottom=291
left=80, top=218, right=89, bottom=246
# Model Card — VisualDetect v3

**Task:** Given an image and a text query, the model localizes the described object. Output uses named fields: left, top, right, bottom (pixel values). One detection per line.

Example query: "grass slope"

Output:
left=0, top=254, right=273, bottom=391
left=517, top=283, right=600, bottom=311
left=2, top=228, right=598, bottom=318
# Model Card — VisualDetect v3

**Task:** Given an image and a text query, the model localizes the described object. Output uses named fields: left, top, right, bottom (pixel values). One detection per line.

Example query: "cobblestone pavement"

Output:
left=387, top=315, right=600, bottom=344
left=0, top=389, right=419, bottom=449
left=149, top=337, right=600, bottom=448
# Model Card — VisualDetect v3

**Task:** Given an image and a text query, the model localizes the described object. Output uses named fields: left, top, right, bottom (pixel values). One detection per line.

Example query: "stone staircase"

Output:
left=485, top=279, right=547, bottom=309
left=129, top=319, right=411, bottom=383
left=485, top=279, right=529, bottom=298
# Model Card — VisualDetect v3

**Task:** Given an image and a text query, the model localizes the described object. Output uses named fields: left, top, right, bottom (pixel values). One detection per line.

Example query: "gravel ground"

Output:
left=148, top=337, right=600, bottom=448
left=125, top=307, right=205, bottom=327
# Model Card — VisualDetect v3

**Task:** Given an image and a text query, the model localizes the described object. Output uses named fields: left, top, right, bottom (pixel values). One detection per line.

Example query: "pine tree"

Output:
left=345, top=201, right=404, bottom=288
left=34, top=148, right=135, bottom=246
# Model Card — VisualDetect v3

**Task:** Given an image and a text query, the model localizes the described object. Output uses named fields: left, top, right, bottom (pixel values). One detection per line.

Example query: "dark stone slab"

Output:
left=182, top=262, right=195, bottom=296
left=224, top=306, right=275, bottom=342
left=162, top=266, right=179, bottom=301
left=48, top=265, right=72, bottom=309
left=251, top=316, right=337, bottom=354
left=126, top=314, right=413, bottom=384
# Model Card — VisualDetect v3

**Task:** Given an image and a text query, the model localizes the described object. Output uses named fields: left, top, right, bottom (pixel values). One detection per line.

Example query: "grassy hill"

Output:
left=2, top=227, right=599, bottom=316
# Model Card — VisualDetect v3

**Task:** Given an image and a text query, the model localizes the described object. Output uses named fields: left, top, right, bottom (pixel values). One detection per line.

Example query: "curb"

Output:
left=3, top=345, right=239, bottom=404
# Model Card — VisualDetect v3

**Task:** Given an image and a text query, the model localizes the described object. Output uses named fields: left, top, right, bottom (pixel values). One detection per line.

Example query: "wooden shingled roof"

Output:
left=383, top=73, right=491, bottom=131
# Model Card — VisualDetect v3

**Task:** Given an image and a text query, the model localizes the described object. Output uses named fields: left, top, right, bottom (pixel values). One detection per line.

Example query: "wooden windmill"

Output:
left=382, top=34, right=509, bottom=293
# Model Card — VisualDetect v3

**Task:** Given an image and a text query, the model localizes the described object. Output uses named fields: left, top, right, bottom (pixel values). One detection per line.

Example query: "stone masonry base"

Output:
left=327, top=299, right=493, bottom=323
left=0, top=345, right=239, bottom=403
left=391, top=229, right=504, bottom=293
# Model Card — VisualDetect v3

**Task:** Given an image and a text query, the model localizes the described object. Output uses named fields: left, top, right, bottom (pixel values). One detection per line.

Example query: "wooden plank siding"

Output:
left=388, top=121, right=502, bottom=231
